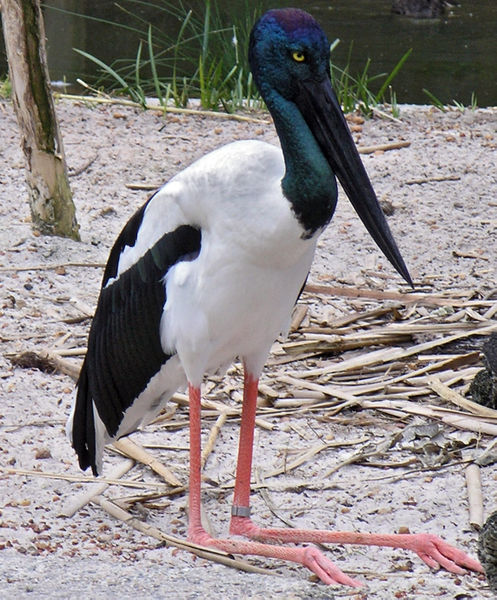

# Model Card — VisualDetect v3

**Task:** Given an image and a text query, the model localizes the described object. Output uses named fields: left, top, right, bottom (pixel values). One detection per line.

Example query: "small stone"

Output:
left=380, top=198, right=395, bottom=216
left=100, top=207, right=116, bottom=217
left=35, top=448, right=52, bottom=460
left=349, top=124, right=363, bottom=133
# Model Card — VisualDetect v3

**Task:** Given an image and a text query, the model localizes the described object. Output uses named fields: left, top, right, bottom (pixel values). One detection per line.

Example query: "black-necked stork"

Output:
left=67, top=8, right=482, bottom=586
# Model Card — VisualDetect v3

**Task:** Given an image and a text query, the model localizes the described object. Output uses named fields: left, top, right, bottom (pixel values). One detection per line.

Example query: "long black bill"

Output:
left=295, top=77, right=412, bottom=287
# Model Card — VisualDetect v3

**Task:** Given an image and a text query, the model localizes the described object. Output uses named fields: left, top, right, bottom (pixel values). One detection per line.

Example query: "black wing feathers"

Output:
left=72, top=221, right=201, bottom=475
left=102, top=198, right=151, bottom=287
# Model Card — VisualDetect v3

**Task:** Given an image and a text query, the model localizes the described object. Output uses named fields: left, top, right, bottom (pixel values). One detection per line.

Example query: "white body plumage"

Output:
left=68, top=139, right=317, bottom=473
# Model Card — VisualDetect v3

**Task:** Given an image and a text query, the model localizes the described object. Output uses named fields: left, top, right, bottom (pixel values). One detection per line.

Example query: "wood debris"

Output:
left=6, top=282, right=497, bottom=578
left=465, top=464, right=484, bottom=529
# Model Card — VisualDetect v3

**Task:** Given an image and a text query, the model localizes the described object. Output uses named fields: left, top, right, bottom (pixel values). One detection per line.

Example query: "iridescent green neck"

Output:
left=266, top=90, right=338, bottom=238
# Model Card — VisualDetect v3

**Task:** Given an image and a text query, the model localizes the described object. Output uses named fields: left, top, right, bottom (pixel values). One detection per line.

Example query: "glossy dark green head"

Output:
left=249, top=9, right=412, bottom=285
left=249, top=9, right=330, bottom=102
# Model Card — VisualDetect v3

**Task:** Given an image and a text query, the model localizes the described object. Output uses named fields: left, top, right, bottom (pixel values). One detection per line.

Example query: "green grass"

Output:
left=330, top=42, right=412, bottom=116
left=69, top=0, right=263, bottom=112
left=0, top=76, right=12, bottom=99
left=423, top=88, right=478, bottom=112
left=50, top=1, right=411, bottom=116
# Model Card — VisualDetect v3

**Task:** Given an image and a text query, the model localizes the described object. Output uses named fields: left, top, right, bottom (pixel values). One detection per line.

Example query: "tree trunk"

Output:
left=1, top=0, right=80, bottom=240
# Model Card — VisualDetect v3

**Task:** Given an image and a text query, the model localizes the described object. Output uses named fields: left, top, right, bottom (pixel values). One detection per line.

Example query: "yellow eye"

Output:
left=292, top=51, right=305, bottom=63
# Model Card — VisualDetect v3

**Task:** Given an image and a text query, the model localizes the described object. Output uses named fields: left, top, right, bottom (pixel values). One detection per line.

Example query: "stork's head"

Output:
left=249, top=9, right=330, bottom=102
left=249, top=9, right=412, bottom=286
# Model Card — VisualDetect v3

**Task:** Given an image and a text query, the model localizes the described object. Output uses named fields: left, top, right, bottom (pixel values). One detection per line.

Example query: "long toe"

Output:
left=190, top=527, right=362, bottom=587
left=302, top=546, right=363, bottom=587
left=411, top=534, right=483, bottom=574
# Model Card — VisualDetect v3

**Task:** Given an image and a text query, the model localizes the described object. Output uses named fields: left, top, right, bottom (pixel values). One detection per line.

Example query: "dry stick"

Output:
left=278, top=372, right=424, bottom=406
left=282, top=331, right=410, bottom=357
left=366, top=458, right=474, bottom=487
left=273, top=396, right=326, bottom=408
left=404, top=174, right=461, bottom=185
left=379, top=321, right=493, bottom=334
left=465, top=464, right=484, bottom=529
left=318, top=304, right=401, bottom=330
left=304, top=283, right=472, bottom=307
left=466, top=306, right=490, bottom=321
left=324, top=437, right=394, bottom=478
left=282, top=320, right=487, bottom=363
left=1, top=466, right=170, bottom=489
left=125, top=182, right=161, bottom=191
left=454, top=251, right=489, bottom=262
left=54, top=92, right=270, bottom=124
left=69, top=152, right=98, bottom=177
left=428, top=377, right=497, bottom=418
left=278, top=374, right=361, bottom=406
left=201, top=411, right=228, bottom=468
left=48, top=354, right=82, bottom=381
left=370, top=106, right=402, bottom=123
left=7, top=349, right=81, bottom=381
left=484, top=302, right=497, bottom=320
left=412, top=366, right=480, bottom=389
left=357, top=140, right=411, bottom=154
left=279, top=353, right=480, bottom=403
left=295, top=322, right=497, bottom=379
left=170, top=393, right=274, bottom=431
left=255, top=469, right=295, bottom=529
left=263, top=437, right=368, bottom=479
left=59, top=459, right=135, bottom=518
left=360, top=399, right=497, bottom=436
left=55, top=348, right=87, bottom=357
left=290, top=304, right=308, bottom=332
left=52, top=331, right=72, bottom=348
left=113, top=438, right=182, bottom=487
left=0, top=262, right=105, bottom=273
left=92, top=495, right=275, bottom=576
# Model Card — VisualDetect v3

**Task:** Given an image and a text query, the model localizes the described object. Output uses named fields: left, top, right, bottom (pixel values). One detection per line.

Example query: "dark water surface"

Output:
left=1, top=1, right=496, bottom=106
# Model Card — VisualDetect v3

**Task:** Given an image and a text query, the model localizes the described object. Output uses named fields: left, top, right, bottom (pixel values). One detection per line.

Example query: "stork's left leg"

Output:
left=186, top=381, right=361, bottom=586
left=229, top=370, right=483, bottom=576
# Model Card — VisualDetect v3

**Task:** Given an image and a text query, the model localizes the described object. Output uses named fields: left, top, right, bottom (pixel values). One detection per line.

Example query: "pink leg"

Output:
left=229, top=374, right=483, bottom=577
left=186, top=382, right=361, bottom=586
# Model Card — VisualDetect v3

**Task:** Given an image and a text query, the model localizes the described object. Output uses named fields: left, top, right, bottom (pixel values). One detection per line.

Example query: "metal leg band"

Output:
left=231, top=504, right=251, bottom=518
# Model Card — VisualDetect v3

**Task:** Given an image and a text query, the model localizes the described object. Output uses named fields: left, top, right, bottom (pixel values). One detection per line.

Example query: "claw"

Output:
left=303, top=546, right=363, bottom=587
left=230, top=517, right=483, bottom=578
left=190, top=525, right=363, bottom=586
left=409, top=534, right=484, bottom=574
left=195, top=514, right=483, bottom=585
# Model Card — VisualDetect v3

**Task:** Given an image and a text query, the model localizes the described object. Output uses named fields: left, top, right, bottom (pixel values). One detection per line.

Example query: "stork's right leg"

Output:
left=185, top=382, right=361, bottom=586
left=226, top=375, right=481, bottom=578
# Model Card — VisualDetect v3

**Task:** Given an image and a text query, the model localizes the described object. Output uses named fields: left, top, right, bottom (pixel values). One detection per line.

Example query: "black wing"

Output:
left=71, top=202, right=201, bottom=475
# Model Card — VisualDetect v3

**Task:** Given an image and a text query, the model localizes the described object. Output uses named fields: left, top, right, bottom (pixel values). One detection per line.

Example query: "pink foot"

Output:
left=188, top=525, right=362, bottom=587
left=229, top=517, right=483, bottom=575
left=402, top=533, right=484, bottom=574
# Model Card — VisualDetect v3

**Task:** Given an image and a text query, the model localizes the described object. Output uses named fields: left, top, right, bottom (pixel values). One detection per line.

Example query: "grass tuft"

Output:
left=0, top=76, right=12, bottom=99
left=53, top=1, right=411, bottom=116
left=423, top=88, right=478, bottom=112
left=331, top=43, right=412, bottom=116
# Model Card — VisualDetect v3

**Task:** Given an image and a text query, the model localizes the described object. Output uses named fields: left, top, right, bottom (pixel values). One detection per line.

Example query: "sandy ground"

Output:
left=1, top=99, right=497, bottom=599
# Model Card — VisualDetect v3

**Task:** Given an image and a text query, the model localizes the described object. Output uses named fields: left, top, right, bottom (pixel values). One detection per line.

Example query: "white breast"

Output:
left=156, top=140, right=317, bottom=385
left=110, top=138, right=317, bottom=386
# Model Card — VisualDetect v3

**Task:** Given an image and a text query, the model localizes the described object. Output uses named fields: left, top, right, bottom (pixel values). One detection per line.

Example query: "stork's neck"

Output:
left=267, top=91, right=338, bottom=238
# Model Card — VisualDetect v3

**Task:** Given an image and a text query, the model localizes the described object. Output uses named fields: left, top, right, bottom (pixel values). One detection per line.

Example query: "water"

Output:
left=1, top=0, right=496, bottom=106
